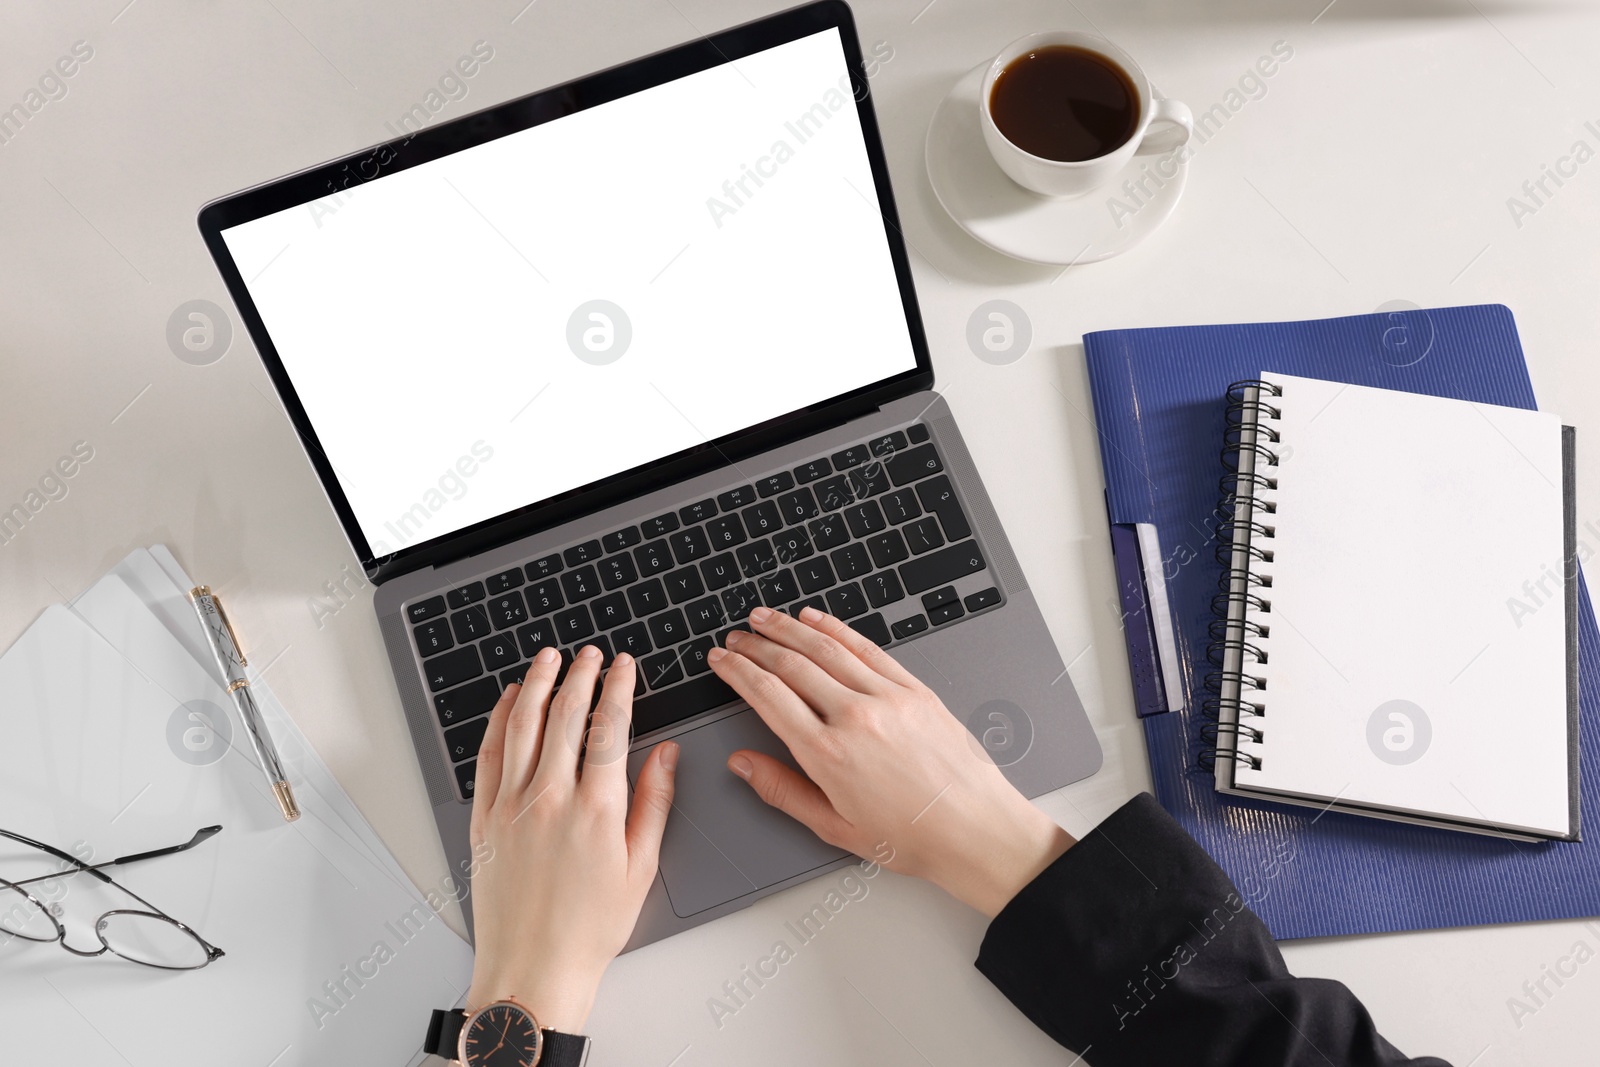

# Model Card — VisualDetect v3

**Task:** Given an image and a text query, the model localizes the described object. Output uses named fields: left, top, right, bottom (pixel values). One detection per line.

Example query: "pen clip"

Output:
left=192, top=585, right=248, bottom=670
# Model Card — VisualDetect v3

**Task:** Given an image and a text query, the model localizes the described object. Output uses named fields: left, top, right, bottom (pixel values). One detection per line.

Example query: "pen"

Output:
left=189, top=585, right=300, bottom=822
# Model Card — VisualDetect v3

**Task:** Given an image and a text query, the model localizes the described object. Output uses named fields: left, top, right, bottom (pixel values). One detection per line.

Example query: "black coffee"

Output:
left=989, top=45, right=1139, bottom=162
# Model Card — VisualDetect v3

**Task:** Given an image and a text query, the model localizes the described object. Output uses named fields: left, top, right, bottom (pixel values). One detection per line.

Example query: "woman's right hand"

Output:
left=706, top=605, right=1074, bottom=917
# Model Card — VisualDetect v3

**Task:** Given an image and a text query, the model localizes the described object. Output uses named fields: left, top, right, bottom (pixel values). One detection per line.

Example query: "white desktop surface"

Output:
left=2, top=1, right=1597, bottom=1063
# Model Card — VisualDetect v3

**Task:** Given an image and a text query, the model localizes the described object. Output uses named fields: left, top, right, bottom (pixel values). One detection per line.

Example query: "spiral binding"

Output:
left=1199, top=380, right=1283, bottom=774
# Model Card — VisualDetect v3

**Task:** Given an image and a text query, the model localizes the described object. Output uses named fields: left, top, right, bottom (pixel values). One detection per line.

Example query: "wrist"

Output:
left=950, top=803, right=1074, bottom=918
left=465, top=972, right=598, bottom=1034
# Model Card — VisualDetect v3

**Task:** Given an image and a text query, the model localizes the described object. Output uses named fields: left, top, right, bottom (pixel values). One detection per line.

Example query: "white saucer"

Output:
left=926, top=63, right=1189, bottom=265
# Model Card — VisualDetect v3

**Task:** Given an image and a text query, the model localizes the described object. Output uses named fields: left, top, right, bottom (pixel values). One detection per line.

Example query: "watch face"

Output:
left=461, top=1002, right=542, bottom=1067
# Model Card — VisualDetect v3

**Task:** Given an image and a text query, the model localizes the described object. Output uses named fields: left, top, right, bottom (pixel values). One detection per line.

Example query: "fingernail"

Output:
left=661, top=741, right=679, bottom=772
left=728, top=754, right=753, bottom=779
left=535, top=647, right=559, bottom=663
left=707, top=646, right=727, bottom=663
left=800, top=606, right=824, bottom=622
left=578, top=644, right=601, bottom=660
left=750, top=606, right=773, bottom=623
left=614, top=652, right=632, bottom=667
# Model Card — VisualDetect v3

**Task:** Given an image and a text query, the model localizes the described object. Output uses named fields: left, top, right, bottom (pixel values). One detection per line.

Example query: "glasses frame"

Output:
left=0, top=825, right=226, bottom=970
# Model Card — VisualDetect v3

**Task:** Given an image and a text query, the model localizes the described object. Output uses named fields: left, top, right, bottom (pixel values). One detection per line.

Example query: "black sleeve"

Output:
left=975, top=793, right=1451, bottom=1067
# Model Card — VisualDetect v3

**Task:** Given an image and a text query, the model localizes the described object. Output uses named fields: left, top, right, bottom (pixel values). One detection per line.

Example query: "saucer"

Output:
left=926, top=63, right=1189, bottom=265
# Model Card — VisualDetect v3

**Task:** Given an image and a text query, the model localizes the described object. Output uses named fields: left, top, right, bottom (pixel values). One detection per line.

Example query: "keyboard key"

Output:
left=564, top=540, right=603, bottom=566
left=923, top=587, right=960, bottom=612
left=560, top=565, right=601, bottom=603
left=882, top=489, right=922, bottom=525
left=434, top=677, right=500, bottom=727
left=515, top=617, right=559, bottom=658
left=789, top=595, right=826, bottom=617
left=680, top=637, right=717, bottom=676
left=635, top=539, right=674, bottom=576
left=862, top=570, right=905, bottom=608
left=831, top=543, right=872, bottom=581
left=844, top=501, right=886, bottom=538
left=480, top=634, right=520, bottom=671
left=794, top=556, right=835, bottom=594
left=815, top=475, right=853, bottom=512
left=906, top=423, right=930, bottom=444
left=599, top=554, right=638, bottom=590
left=849, top=612, right=892, bottom=647
left=866, top=530, right=909, bottom=569
left=849, top=461, right=892, bottom=499
left=486, top=568, right=524, bottom=594
left=809, top=512, right=849, bottom=550
left=628, top=578, right=668, bottom=617
left=641, top=650, right=684, bottom=690
left=826, top=583, right=868, bottom=620
left=501, top=663, right=529, bottom=687
left=794, top=458, right=832, bottom=483
left=526, top=553, right=562, bottom=580
left=891, top=614, right=929, bottom=640
left=887, top=444, right=943, bottom=486
left=591, top=591, right=631, bottom=630
left=904, top=516, right=945, bottom=555
left=524, top=579, right=564, bottom=615
left=686, top=596, right=725, bottom=634
left=965, top=587, right=1002, bottom=612
left=451, top=606, right=492, bottom=643
left=648, top=608, right=689, bottom=647
left=758, top=569, right=799, bottom=607
left=915, top=476, right=971, bottom=541
left=586, top=634, right=615, bottom=668
left=773, top=527, right=813, bottom=564
left=554, top=605, right=595, bottom=644
left=831, top=444, right=871, bottom=469
left=869, top=431, right=908, bottom=456
left=742, top=501, right=782, bottom=537
left=700, top=552, right=741, bottom=590
left=716, top=622, right=751, bottom=646
left=680, top=498, right=718, bottom=525
left=718, top=485, right=758, bottom=511
left=670, top=526, right=712, bottom=564
left=706, top=516, right=747, bottom=550
left=424, top=646, right=482, bottom=692
left=407, top=596, right=446, bottom=624
left=641, top=512, right=680, bottom=538
left=722, top=582, right=761, bottom=622
left=930, top=601, right=965, bottom=626
left=777, top=487, right=819, bottom=525
left=633, top=672, right=739, bottom=733
left=488, top=591, right=528, bottom=629
left=736, top=539, right=777, bottom=577
left=900, top=541, right=986, bottom=594
left=414, top=619, right=453, bottom=655
left=611, top=622, right=652, bottom=658
left=455, top=760, right=477, bottom=799
left=756, top=472, right=794, bottom=497
left=444, top=716, right=490, bottom=763
left=665, top=566, right=706, bottom=604
left=447, top=582, right=486, bottom=609
left=602, top=526, right=642, bottom=553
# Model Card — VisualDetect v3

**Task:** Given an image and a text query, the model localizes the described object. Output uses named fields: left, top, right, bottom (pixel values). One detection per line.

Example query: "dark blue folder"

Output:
left=1083, top=304, right=1596, bottom=939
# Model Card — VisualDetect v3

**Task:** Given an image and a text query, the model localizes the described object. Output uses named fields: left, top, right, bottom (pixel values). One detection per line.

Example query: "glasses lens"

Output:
left=0, top=883, right=58, bottom=943
left=97, top=911, right=212, bottom=969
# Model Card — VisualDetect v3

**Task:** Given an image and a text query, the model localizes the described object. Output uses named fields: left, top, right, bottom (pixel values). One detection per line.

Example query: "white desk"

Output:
left=3, top=1, right=1597, bottom=1063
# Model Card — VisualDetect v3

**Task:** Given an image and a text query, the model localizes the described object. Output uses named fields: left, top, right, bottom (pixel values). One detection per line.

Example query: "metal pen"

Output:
left=189, top=585, right=300, bottom=822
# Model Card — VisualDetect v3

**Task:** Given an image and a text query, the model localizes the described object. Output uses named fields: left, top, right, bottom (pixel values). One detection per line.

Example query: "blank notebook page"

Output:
left=1233, top=371, right=1570, bottom=836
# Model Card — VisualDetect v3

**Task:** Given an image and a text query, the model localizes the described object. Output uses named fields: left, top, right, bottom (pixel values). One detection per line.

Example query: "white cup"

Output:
left=979, top=32, right=1193, bottom=199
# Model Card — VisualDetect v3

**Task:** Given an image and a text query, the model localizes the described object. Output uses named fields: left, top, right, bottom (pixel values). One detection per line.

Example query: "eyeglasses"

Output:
left=0, top=825, right=226, bottom=970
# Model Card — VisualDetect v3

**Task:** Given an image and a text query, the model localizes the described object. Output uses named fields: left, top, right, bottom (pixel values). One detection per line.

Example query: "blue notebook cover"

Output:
left=1083, top=304, right=1597, bottom=939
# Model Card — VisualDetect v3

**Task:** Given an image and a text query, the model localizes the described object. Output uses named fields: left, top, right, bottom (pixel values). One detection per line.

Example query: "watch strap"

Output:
left=538, top=1029, right=591, bottom=1067
left=423, top=1009, right=467, bottom=1059
left=422, top=1007, right=590, bottom=1066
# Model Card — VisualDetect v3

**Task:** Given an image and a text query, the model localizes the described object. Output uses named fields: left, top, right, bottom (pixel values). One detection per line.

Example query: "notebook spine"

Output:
left=1200, top=380, right=1282, bottom=773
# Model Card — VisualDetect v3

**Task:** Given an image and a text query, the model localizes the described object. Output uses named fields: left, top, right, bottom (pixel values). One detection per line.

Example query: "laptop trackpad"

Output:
left=626, top=708, right=848, bottom=918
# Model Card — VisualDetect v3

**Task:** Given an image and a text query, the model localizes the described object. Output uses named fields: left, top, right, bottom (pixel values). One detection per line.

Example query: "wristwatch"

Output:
left=423, top=1001, right=590, bottom=1066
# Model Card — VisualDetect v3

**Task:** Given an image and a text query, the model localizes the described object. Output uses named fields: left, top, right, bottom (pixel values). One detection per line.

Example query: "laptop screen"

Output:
left=217, top=27, right=918, bottom=560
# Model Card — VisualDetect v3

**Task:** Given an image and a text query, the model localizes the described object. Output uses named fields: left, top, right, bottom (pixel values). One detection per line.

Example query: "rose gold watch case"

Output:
left=458, top=999, right=543, bottom=1067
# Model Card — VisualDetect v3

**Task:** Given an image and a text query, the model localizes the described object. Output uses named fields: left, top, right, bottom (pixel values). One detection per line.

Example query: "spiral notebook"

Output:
left=1209, top=371, right=1579, bottom=841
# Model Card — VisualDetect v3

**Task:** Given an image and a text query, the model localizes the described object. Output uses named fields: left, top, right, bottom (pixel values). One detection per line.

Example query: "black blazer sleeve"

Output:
left=975, top=793, right=1452, bottom=1067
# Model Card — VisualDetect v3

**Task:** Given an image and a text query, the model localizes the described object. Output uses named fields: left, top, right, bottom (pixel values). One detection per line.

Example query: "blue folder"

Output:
left=1083, top=304, right=1597, bottom=939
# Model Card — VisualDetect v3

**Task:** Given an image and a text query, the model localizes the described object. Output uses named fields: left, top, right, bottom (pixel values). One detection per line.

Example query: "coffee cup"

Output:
left=980, top=32, right=1193, bottom=198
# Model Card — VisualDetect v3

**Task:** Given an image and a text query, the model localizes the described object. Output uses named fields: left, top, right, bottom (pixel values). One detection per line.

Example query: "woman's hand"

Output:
left=708, top=606, right=1074, bottom=918
left=465, top=645, right=678, bottom=1032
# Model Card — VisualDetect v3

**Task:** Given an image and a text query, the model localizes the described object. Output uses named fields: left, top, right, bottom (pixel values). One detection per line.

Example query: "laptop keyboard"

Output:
left=405, top=422, right=1003, bottom=800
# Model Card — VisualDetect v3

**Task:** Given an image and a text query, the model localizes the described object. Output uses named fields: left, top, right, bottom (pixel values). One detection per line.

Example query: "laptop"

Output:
left=198, top=0, right=1101, bottom=949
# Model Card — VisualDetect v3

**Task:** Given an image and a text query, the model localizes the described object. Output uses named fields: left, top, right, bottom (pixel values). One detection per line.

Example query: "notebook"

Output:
left=1082, top=303, right=1600, bottom=939
left=1208, top=372, right=1578, bottom=841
